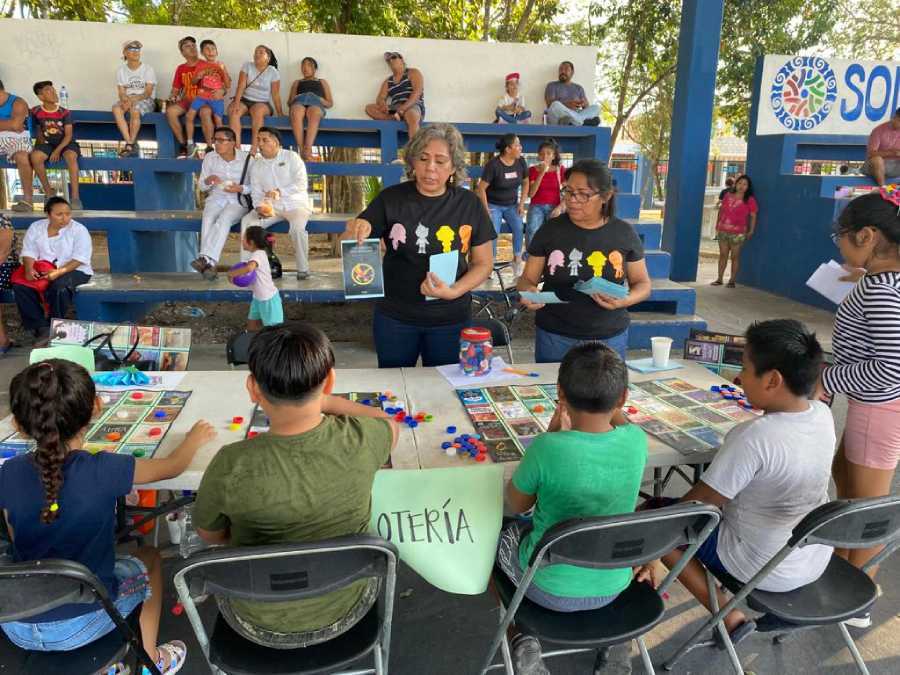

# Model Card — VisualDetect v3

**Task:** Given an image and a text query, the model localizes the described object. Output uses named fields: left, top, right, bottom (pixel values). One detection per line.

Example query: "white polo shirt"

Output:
left=21, top=218, right=93, bottom=276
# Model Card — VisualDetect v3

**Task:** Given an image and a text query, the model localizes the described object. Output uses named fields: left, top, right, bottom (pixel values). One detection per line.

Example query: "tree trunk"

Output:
left=324, top=147, right=366, bottom=256
left=482, top=0, right=492, bottom=41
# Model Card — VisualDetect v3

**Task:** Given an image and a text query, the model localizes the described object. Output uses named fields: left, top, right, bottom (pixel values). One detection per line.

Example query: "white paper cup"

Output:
left=166, top=512, right=183, bottom=545
left=651, top=337, right=673, bottom=368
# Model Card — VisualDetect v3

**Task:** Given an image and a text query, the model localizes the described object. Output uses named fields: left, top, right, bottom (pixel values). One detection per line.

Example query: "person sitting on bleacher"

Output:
left=240, top=127, right=312, bottom=280
left=365, top=52, right=425, bottom=139
left=192, top=322, right=398, bottom=651
left=0, top=214, right=18, bottom=353
left=30, top=81, right=82, bottom=210
left=191, top=126, right=250, bottom=279
left=544, top=61, right=600, bottom=127
left=229, top=45, right=283, bottom=157
left=165, top=36, right=202, bottom=159
left=12, top=197, right=92, bottom=345
left=0, top=79, right=36, bottom=212
left=112, top=40, right=156, bottom=158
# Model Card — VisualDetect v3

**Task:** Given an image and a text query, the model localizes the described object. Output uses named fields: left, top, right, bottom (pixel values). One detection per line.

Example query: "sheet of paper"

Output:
left=519, top=291, right=567, bottom=304
left=436, top=357, right=524, bottom=388
left=574, top=276, right=629, bottom=298
left=427, top=250, right=460, bottom=302
left=626, top=358, right=683, bottom=374
left=805, top=259, right=857, bottom=305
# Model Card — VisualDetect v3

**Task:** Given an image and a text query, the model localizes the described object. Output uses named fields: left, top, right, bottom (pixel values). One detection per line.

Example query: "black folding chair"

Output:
left=480, top=502, right=721, bottom=674
left=173, top=535, right=398, bottom=675
left=468, top=318, right=514, bottom=364
left=226, top=330, right=255, bottom=368
left=663, top=495, right=900, bottom=675
left=0, top=558, right=160, bottom=675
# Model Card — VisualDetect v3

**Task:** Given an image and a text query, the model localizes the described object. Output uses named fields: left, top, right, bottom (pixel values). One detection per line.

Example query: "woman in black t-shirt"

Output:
left=345, top=124, right=496, bottom=368
left=517, top=159, right=652, bottom=361
left=475, top=133, right=527, bottom=274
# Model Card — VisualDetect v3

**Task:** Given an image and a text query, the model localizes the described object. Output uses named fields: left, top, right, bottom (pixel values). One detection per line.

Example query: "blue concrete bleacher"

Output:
left=2, top=110, right=704, bottom=347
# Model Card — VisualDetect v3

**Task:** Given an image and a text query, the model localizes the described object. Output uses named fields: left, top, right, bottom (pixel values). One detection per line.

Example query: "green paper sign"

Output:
left=369, top=465, right=504, bottom=595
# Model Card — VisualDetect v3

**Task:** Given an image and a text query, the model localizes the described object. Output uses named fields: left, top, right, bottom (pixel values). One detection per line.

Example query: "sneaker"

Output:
left=11, top=200, right=33, bottom=212
left=584, top=116, right=601, bottom=127
left=176, top=144, right=188, bottom=159
left=70, top=198, right=83, bottom=210
left=843, top=613, right=872, bottom=629
left=558, top=115, right=575, bottom=126
left=296, top=271, right=310, bottom=281
left=186, top=142, right=198, bottom=158
left=190, top=257, right=208, bottom=274
left=511, top=634, right=549, bottom=675
left=201, top=265, right=218, bottom=281
left=129, top=143, right=141, bottom=158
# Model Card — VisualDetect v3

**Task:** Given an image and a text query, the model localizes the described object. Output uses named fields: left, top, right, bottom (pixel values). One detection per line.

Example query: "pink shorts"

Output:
left=844, top=398, right=900, bottom=470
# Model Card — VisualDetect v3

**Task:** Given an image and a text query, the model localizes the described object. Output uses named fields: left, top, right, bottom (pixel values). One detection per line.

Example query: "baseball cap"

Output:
left=123, top=40, right=142, bottom=51
left=384, top=51, right=403, bottom=61
left=505, top=72, right=520, bottom=82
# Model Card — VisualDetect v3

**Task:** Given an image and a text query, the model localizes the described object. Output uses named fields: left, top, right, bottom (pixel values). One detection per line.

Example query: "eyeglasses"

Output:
left=560, top=188, right=600, bottom=203
left=830, top=231, right=846, bottom=245
left=213, top=137, right=233, bottom=143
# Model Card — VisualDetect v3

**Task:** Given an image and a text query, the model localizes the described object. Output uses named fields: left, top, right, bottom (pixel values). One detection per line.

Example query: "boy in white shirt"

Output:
left=495, top=73, right=532, bottom=124
left=653, top=319, right=835, bottom=645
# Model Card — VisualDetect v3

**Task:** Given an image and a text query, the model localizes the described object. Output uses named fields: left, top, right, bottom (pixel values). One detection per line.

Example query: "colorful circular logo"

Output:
left=350, top=263, right=375, bottom=286
left=769, top=56, right=837, bottom=131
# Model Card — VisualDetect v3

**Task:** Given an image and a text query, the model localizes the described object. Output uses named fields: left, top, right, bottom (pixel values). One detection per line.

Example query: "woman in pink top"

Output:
left=713, top=174, right=758, bottom=288
left=523, top=139, right=566, bottom=248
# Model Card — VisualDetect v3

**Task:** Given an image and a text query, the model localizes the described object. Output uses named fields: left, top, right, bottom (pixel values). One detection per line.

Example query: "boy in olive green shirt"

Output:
left=193, top=322, right=398, bottom=649
left=497, top=343, right=648, bottom=675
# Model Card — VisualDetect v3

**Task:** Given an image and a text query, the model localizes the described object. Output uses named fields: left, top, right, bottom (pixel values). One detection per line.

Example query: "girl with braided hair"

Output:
left=0, top=359, right=216, bottom=673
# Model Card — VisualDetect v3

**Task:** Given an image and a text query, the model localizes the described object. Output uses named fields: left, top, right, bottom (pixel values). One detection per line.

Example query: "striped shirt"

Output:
left=823, top=271, right=900, bottom=403
left=387, top=69, right=424, bottom=113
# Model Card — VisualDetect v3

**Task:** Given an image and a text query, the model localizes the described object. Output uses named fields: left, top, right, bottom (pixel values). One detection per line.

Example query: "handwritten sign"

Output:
left=369, top=465, right=504, bottom=594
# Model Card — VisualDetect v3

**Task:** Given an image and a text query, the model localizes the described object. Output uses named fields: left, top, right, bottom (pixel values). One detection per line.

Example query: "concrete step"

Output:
left=627, top=313, right=707, bottom=349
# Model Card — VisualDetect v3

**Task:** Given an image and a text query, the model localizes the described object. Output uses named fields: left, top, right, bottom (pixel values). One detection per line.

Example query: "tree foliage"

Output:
left=825, top=0, right=900, bottom=61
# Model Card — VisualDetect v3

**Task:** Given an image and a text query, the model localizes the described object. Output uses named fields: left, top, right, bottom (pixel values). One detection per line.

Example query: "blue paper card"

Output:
left=427, top=250, right=460, bottom=301
left=626, top=357, right=682, bottom=373
left=520, top=291, right=567, bottom=304
left=574, top=276, right=628, bottom=299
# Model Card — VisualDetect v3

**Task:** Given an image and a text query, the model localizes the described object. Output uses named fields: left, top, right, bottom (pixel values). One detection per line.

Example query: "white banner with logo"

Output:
left=756, top=54, right=900, bottom=136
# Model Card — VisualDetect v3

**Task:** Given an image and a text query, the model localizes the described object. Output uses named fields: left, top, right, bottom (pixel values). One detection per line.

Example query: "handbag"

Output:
left=81, top=328, right=155, bottom=371
left=237, top=153, right=254, bottom=210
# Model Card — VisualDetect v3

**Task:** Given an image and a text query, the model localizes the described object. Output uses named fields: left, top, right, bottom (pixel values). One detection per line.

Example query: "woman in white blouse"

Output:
left=228, top=45, right=283, bottom=156
left=13, top=197, right=93, bottom=342
left=240, top=127, right=311, bottom=279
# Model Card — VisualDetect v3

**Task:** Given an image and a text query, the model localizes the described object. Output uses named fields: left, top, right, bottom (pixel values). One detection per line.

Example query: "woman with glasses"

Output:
left=345, top=124, right=495, bottom=368
left=712, top=174, right=757, bottom=288
left=517, top=159, right=651, bottom=361
left=190, top=126, right=251, bottom=279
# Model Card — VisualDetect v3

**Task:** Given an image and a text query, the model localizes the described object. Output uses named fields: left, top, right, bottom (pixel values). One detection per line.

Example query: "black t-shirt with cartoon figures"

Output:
left=527, top=214, right=644, bottom=339
left=359, top=181, right=496, bottom=326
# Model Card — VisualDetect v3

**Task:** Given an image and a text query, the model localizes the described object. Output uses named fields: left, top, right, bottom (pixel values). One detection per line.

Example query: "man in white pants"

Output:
left=191, top=126, right=250, bottom=279
left=240, top=126, right=312, bottom=279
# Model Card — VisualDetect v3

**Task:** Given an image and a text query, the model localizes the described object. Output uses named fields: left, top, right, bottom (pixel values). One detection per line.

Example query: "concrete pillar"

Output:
left=661, top=0, right=724, bottom=281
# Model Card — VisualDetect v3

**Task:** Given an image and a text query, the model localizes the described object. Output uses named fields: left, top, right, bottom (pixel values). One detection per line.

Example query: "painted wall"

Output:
left=758, top=54, right=900, bottom=136
left=0, top=18, right=597, bottom=123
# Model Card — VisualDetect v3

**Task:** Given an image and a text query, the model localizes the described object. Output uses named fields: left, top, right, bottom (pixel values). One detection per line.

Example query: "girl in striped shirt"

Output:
left=817, top=188, right=900, bottom=583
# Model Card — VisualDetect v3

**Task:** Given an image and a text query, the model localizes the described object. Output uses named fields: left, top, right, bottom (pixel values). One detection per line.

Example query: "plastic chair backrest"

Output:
left=29, top=345, right=96, bottom=373
left=178, top=536, right=397, bottom=603
left=0, top=559, right=105, bottom=622
left=467, top=319, right=510, bottom=348
left=226, top=331, right=254, bottom=366
left=789, top=495, right=900, bottom=549
left=530, top=502, right=720, bottom=570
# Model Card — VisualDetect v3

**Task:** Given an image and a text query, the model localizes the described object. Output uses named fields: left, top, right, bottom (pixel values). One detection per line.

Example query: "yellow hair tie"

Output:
left=49, top=503, right=59, bottom=512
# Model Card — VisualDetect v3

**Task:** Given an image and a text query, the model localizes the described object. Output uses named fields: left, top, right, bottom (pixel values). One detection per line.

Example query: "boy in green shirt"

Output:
left=497, top=343, right=649, bottom=675
left=193, top=322, right=398, bottom=649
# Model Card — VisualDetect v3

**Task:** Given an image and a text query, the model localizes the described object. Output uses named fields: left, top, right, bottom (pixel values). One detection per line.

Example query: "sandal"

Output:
left=710, top=280, right=723, bottom=286
left=119, top=143, right=134, bottom=158
left=726, top=281, right=736, bottom=288
left=154, top=640, right=187, bottom=675
left=0, top=340, right=15, bottom=356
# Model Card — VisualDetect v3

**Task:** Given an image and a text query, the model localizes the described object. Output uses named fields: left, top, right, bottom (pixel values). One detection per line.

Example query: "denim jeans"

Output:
left=1, top=555, right=149, bottom=652
left=534, top=325, right=628, bottom=362
left=488, top=204, right=524, bottom=258
left=525, top=203, right=555, bottom=248
left=373, top=307, right=466, bottom=368
left=12, top=269, right=91, bottom=333
left=290, top=92, right=328, bottom=115
left=546, top=100, right=601, bottom=126
left=495, top=108, right=532, bottom=124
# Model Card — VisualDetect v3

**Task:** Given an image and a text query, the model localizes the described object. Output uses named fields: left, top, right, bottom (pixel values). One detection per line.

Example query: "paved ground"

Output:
left=1, top=258, right=898, bottom=674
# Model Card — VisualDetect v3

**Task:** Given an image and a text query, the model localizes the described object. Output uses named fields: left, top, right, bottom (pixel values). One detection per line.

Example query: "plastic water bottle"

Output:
left=180, top=306, right=205, bottom=318
left=59, top=85, right=69, bottom=108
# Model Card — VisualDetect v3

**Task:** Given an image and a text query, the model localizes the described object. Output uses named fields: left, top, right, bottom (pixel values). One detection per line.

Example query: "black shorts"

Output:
left=34, top=141, right=81, bottom=158
left=240, top=98, right=273, bottom=116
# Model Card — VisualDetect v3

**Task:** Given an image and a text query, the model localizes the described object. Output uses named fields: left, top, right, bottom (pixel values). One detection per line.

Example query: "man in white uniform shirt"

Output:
left=191, top=127, right=251, bottom=280
left=240, top=126, right=312, bottom=279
